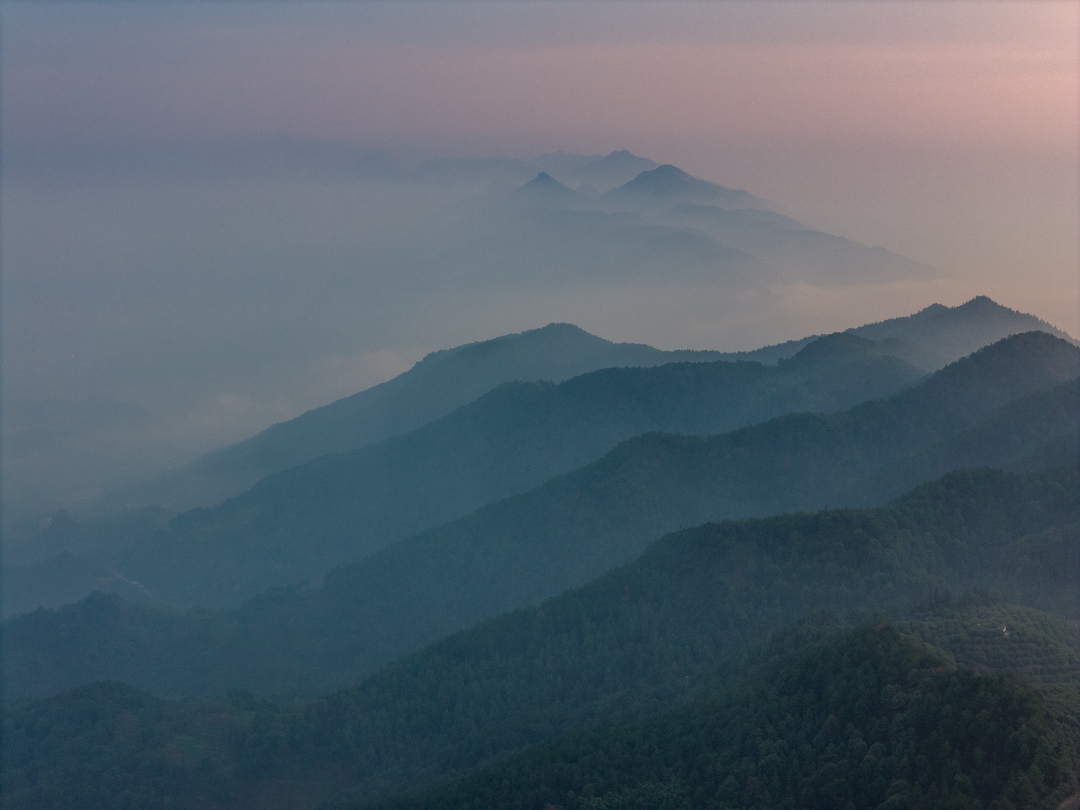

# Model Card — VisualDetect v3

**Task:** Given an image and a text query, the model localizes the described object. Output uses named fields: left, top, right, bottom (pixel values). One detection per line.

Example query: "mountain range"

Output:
left=5, top=330, right=1077, bottom=701
left=70, top=295, right=1075, bottom=521
left=4, top=463, right=1078, bottom=809
left=456, top=162, right=936, bottom=292
left=3, top=298, right=1075, bottom=623
left=35, top=332, right=928, bottom=611
left=3, top=297, right=1079, bottom=810
left=6, top=145, right=1080, bottom=810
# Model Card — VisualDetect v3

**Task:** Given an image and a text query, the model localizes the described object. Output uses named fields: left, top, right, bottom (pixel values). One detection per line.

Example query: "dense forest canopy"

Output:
left=4, top=464, right=1079, bottom=809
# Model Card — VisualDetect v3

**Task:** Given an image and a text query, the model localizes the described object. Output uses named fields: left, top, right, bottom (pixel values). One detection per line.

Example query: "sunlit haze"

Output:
left=2, top=0, right=1078, bottom=514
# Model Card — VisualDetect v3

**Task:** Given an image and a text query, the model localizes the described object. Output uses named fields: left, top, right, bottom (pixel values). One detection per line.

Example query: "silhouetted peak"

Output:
left=788, top=332, right=877, bottom=366
left=522, top=172, right=573, bottom=192
left=531, top=322, right=596, bottom=339
left=528, top=171, right=560, bottom=186
left=603, top=164, right=760, bottom=208
left=504, top=172, right=580, bottom=206
left=957, top=295, right=1004, bottom=313
left=652, top=163, right=690, bottom=177
left=912, top=297, right=1003, bottom=319
left=931, top=330, right=1079, bottom=389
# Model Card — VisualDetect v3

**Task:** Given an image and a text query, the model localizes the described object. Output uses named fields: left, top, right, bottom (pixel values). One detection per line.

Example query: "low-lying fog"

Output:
left=2, top=1, right=1077, bottom=519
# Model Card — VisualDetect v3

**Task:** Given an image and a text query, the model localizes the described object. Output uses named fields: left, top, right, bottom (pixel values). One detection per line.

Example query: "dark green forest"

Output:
left=4, top=464, right=1079, bottom=809
left=378, top=624, right=1080, bottom=810
left=5, top=609, right=1078, bottom=810
left=4, top=333, right=1076, bottom=699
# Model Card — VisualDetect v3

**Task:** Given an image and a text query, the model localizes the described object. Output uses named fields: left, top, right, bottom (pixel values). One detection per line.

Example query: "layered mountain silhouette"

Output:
left=6, top=148, right=1079, bottom=810
left=82, top=296, right=1074, bottom=520
left=5, top=464, right=1078, bottom=809
left=415, top=149, right=660, bottom=192
left=87, top=324, right=731, bottom=517
left=502, top=171, right=583, bottom=209
left=9, top=298, right=1073, bottom=620
left=6, top=333, right=926, bottom=615
left=6, top=332, right=1077, bottom=700
left=452, top=159, right=937, bottom=290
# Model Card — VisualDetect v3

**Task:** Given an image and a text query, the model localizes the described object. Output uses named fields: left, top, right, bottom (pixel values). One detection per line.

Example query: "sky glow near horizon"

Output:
left=2, top=0, right=1078, bottom=513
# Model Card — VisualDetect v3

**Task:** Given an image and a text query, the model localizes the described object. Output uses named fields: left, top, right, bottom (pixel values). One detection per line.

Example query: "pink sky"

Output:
left=2, top=1, right=1078, bottom=509
left=5, top=1, right=1077, bottom=335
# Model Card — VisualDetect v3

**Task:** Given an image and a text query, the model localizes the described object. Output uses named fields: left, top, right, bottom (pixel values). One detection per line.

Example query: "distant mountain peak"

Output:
left=855, top=296, right=1077, bottom=347
left=602, top=164, right=766, bottom=210
left=652, top=163, right=689, bottom=176
left=576, top=150, right=661, bottom=190
left=504, top=172, right=580, bottom=207
left=528, top=171, right=560, bottom=185
left=788, top=332, right=876, bottom=365
left=597, top=149, right=651, bottom=163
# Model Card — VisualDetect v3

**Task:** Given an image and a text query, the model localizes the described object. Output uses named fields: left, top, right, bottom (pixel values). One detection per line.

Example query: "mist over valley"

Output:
left=3, top=4, right=1079, bottom=809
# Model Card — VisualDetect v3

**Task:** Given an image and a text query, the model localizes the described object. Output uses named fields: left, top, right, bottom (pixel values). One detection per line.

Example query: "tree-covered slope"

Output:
left=77, top=332, right=926, bottom=610
left=5, top=462, right=1079, bottom=804
left=4, top=465, right=1079, bottom=809
left=376, top=623, right=1080, bottom=810
left=4, top=334, right=1077, bottom=700
left=292, top=466, right=1080, bottom=808
left=900, top=597, right=1080, bottom=687
left=5, top=603, right=1079, bottom=810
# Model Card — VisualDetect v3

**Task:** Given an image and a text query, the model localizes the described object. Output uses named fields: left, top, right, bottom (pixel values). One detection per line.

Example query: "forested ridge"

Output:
left=3, top=464, right=1079, bottom=809
left=84, top=294, right=1076, bottom=519
left=89, top=321, right=745, bottom=516
left=110, top=331, right=926, bottom=607
left=5, top=330, right=924, bottom=615
left=376, top=623, right=1080, bottom=810
left=4, top=334, right=1076, bottom=701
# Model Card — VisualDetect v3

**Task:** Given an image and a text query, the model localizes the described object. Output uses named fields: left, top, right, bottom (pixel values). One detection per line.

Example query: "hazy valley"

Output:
left=3, top=149, right=1079, bottom=810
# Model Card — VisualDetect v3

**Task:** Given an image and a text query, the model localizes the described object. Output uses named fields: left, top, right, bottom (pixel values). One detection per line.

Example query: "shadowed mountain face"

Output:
left=4, top=465, right=1078, bottom=810
left=5, top=333, right=1077, bottom=702
left=849, top=294, right=1077, bottom=367
left=7, top=301, right=1071, bottom=622
left=88, top=323, right=733, bottom=516
left=81, top=296, right=1075, bottom=521
left=5, top=333, right=926, bottom=615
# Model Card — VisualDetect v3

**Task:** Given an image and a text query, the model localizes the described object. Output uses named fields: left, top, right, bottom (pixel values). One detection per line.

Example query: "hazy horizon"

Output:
left=3, top=1, right=1078, bottom=517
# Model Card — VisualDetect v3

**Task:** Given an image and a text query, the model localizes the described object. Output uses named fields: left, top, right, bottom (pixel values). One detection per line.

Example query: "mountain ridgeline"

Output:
left=84, top=300, right=1075, bottom=520
left=6, top=297, right=1073, bottom=620
left=4, top=464, right=1079, bottom=810
left=5, top=331, right=1078, bottom=702
left=65, top=331, right=926, bottom=610
left=6, top=150, right=1080, bottom=810
left=90, top=322, right=728, bottom=515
